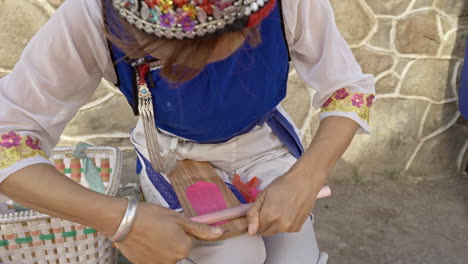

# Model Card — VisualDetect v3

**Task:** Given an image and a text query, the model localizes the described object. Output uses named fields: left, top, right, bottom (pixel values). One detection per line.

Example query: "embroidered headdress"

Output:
left=112, top=0, right=275, bottom=39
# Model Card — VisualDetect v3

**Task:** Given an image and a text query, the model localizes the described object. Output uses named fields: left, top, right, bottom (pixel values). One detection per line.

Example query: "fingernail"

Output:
left=248, top=224, right=255, bottom=235
left=211, top=227, right=224, bottom=235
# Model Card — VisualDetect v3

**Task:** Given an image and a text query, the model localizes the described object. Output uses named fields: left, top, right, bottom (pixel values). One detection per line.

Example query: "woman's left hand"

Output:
left=246, top=170, right=325, bottom=236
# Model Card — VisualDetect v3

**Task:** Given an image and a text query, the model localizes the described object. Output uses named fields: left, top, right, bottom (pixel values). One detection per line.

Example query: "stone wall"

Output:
left=1, top=0, right=467, bottom=183
left=325, top=0, right=468, bottom=176
left=285, top=0, right=468, bottom=177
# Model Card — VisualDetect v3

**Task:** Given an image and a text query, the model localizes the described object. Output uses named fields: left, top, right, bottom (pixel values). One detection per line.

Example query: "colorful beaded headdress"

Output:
left=112, top=0, right=275, bottom=39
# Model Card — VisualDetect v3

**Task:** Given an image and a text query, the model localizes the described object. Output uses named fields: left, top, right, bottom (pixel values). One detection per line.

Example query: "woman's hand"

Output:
left=246, top=116, right=360, bottom=237
left=115, top=203, right=224, bottom=264
left=246, top=170, right=324, bottom=237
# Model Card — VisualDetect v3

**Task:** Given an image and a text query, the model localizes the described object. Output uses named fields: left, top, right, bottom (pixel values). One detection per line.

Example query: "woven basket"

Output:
left=0, top=146, right=122, bottom=264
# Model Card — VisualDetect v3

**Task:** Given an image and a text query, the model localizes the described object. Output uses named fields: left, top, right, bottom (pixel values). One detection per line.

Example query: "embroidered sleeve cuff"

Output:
left=0, top=131, right=50, bottom=181
left=320, top=88, right=375, bottom=134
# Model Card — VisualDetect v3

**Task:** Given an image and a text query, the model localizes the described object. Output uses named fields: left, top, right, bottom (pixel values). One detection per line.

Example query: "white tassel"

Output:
left=138, top=79, right=177, bottom=174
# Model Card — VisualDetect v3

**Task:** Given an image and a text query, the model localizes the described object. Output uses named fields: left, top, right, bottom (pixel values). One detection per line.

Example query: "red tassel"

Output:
left=138, top=64, right=149, bottom=85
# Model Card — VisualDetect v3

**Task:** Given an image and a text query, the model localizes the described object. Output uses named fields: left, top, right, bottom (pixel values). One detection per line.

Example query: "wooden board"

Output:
left=168, top=160, right=248, bottom=240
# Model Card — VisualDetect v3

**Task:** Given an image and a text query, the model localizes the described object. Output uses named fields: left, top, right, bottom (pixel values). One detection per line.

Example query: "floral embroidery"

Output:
left=199, top=0, right=213, bottom=15
left=0, top=132, right=47, bottom=170
left=322, top=97, right=333, bottom=108
left=25, top=136, right=41, bottom=150
left=158, top=0, right=174, bottom=13
left=144, top=0, right=157, bottom=8
left=180, top=16, right=195, bottom=31
left=182, top=4, right=196, bottom=19
left=160, top=13, right=175, bottom=27
left=173, top=0, right=188, bottom=6
left=350, top=93, right=364, bottom=107
left=174, top=7, right=196, bottom=31
left=119, top=0, right=269, bottom=39
left=321, top=88, right=375, bottom=124
left=366, top=94, right=375, bottom=107
left=175, top=8, right=186, bottom=21
left=335, top=88, right=349, bottom=100
left=148, top=9, right=159, bottom=22
left=0, top=132, right=22, bottom=149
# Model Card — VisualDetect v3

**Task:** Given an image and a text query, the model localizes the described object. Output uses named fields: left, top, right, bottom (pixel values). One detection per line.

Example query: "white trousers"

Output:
left=131, top=108, right=328, bottom=264
left=181, top=216, right=328, bottom=264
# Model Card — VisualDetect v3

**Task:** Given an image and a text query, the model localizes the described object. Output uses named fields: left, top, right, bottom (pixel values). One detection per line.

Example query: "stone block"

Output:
left=441, top=29, right=468, bottom=58
left=86, top=137, right=133, bottom=149
left=434, top=0, right=468, bottom=17
left=396, top=11, right=441, bottom=56
left=394, top=59, right=413, bottom=76
left=81, top=83, right=115, bottom=110
left=352, top=47, right=395, bottom=77
left=364, top=0, right=412, bottom=16
left=0, top=0, right=49, bottom=69
left=283, top=72, right=312, bottom=129
left=330, top=0, right=375, bottom=46
left=376, top=73, right=399, bottom=94
left=420, top=102, right=459, bottom=138
left=413, top=0, right=434, bottom=9
left=340, top=98, right=428, bottom=174
left=58, top=137, right=133, bottom=151
left=408, top=126, right=467, bottom=174
left=62, top=94, right=138, bottom=137
left=400, top=59, right=456, bottom=101
left=370, top=18, right=393, bottom=50
left=440, top=15, right=455, bottom=36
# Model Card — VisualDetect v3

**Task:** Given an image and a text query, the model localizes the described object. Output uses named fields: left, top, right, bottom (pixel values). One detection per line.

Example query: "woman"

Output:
left=0, top=0, right=375, bottom=263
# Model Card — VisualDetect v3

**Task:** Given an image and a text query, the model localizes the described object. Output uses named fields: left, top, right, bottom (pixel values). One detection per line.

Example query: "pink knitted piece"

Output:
left=186, top=181, right=229, bottom=225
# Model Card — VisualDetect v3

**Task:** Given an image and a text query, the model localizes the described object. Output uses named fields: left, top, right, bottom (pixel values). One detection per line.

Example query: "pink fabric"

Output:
left=186, top=181, right=229, bottom=225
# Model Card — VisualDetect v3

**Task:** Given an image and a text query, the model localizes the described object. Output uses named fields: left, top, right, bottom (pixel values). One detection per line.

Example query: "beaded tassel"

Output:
left=137, top=64, right=177, bottom=174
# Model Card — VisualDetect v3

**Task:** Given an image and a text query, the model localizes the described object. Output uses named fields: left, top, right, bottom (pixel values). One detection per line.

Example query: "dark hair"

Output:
left=102, top=0, right=262, bottom=83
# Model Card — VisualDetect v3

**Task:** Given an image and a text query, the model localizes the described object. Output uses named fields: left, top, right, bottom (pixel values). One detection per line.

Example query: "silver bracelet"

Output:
left=109, top=196, right=139, bottom=243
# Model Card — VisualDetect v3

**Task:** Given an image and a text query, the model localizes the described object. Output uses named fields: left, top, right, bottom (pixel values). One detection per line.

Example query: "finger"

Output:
left=246, top=194, right=265, bottom=235
left=178, top=218, right=224, bottom=240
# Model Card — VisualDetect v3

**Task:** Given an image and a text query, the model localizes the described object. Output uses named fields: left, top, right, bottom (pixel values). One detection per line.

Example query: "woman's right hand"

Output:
left=114, top=203, right=224, bottom=264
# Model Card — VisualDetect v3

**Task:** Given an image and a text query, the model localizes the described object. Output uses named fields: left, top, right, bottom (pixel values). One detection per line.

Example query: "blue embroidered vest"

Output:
left=107, top=1, right=289, bottom=142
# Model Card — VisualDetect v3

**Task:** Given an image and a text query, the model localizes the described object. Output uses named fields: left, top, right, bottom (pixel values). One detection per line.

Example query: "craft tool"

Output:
left=190, top=186, right=331, bottom=225
left=168, top=160, right=332, bottom=240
